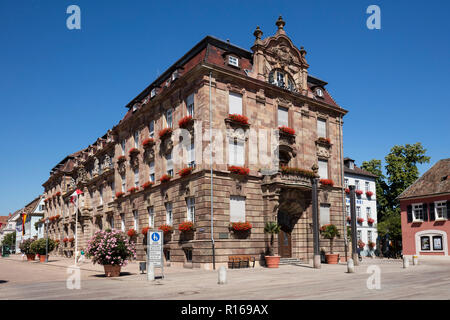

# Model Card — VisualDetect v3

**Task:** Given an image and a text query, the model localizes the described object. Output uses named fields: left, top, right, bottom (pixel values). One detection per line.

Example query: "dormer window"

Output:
left=228, top=56, right=239, bottom=67
left=171, top=70, right=179, bottom=81
left=132, top=103, right=138, bottom=112
left=150, top=88, right=157, bottom=98
left=269, top=69, right=297, bottom=92
left=315, top=88, right=324, bottom=98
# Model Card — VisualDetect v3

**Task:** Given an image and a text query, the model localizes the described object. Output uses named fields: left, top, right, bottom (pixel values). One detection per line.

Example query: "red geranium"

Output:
left=278, top=126, right=295, bottom=135
left=128, top=148, right=139, bottom=155
left=127, top=228, right=137, bottom=238
left=230, top=221, right=252, bottom=231
left=158, top=224, right=173, bottom=233
left=178, top=115, right=193, bottom=128
left=142, top=138, right=155, bottom=147
left=368, top=241, right=376, bottom=249
left=228, top=166, right=250, bottom=175
left=320, top=179, right=334, bottom=187
left=178, top=221, right=195, bottom=232
left=228, top=114, right=249, bottom=125
left=55, top=192, right=61, bottom=197
left=115, top=191, right=125, bottom=198
left=141, top=181, right=154, bottom=189
left=128, top=186, right=139, bottom=193
left=68, top=237, right=75, bottom=243
left=141, top=226, right=151, bottom=236
left=357, top=217, right=364, bottom=224
left=345, top=188, right=350, bottom=194
left=55, top=215, right=61, bottom=220
left=159, top=174, right=172, bottom=183
left=358, top=240, right=365, bottom=249
left=178, top=167, right=193, bottom=177
left=368, top=218, right=375, bottom=225
left=317, top=137, right=331, bottom=144
left=117, top=155, right=126, bottom=162
left=346, top=216, right=351, bottom=222
left=355, top=190, right=363, bottom=196
left=63, top=237, right=69, bottom=243
left=158, top=128, right=173, bottom=138
left=366, top=191, right=374, bottom=197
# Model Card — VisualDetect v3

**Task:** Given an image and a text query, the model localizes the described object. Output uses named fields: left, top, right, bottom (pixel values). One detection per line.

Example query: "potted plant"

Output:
left=366, top=191, right=373, bottom=198
left=178, top=115, right=193, bottom=129
left=278, top=126, right=295, bottom=135
left=264, top=221, right=281, bottom=268
left=141, top=226, right=151, bottom=236
left=142, top=138, right=155, bottom=148
left=357, top=217, right=364, bottom=224
left=358, top=240, right=366, bottom=250
left=227, top=114, right=249, bottom=125
left=128, top=186, right=139, bottom=194
left=345, top=188, right=350, bottom=194
left=178, top=167, right=194, bottom=177
left=178, top=221, right=195, bottom=232
left=355, top=190, right=363, bottom=196
left=320, top=224, right=340, bottom=264
left=228, top=166, right=250, bottom=176
left=30, top=238, right=56, bottom=262
left=68, top=237, right=75, bottom=247
left=159, top=174, right=172, bottom=183
left=20, top=239, right=36, bottom=261
left=87, top=230, right=136, bottom=277
left=141, top=181, right=154, bottom=189
left=115, top=191, right=125, bottom=198
left=158, top=224, right=173, bottom=234
left=367, top=218, right=375, bottom=225
left=319, top=179, right=334, bottom=187
left=368, top=241, right=376, bottom=250
left=128, top=147, right=140, bottom=155
left=158, top=128, right=173, bottom=139
left=127, top=228, right=137, bottom=240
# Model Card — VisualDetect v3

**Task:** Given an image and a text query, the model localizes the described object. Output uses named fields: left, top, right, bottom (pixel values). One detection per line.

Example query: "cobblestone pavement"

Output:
left=0, top=255, right=449, bottom=300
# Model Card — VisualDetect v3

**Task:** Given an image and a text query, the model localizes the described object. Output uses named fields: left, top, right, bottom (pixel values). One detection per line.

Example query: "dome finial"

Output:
left=276, top=15, right=286, bottom=33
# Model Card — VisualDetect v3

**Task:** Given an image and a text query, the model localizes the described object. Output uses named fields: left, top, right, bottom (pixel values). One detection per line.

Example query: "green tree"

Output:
left=361, top=159, right=389, bottom=219
left=1, top=231, right=16, bottom=247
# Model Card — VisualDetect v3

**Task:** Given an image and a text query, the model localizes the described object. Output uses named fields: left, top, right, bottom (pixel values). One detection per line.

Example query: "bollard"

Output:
left=347, top=259, right=355, bottom=273
left=403, top=256, right=409, bottom=268
left=218, top=266, right=227, bottom=284
left=412, top=256, right=418, bottom=266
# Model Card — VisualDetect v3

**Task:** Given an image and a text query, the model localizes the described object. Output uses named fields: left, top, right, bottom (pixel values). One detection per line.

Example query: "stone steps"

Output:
left=279, top=258, right=304, bottom=265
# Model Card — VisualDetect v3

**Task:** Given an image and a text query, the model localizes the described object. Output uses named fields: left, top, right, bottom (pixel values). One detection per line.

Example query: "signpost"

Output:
left=147, top=230, right=164, bottom=281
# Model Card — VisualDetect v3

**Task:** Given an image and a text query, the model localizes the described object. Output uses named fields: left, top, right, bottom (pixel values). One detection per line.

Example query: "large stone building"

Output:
left=42, top=17, right=348, bottom=269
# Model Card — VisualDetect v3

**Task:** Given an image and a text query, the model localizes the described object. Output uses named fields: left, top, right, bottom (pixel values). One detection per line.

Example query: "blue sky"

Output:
left=1, top=0, right=449, bottom=214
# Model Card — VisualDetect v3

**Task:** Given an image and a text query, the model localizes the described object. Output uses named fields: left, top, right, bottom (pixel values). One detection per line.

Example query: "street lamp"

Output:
left=45, top=218, right=49, bottom=263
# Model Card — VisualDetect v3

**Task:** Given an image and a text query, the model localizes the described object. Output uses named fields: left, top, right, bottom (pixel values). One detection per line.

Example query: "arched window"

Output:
left=269, top=69, right=297, bottom=92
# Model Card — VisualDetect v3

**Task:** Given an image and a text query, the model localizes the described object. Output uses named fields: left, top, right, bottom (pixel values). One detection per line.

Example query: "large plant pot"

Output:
left=26, top=254, right=36, bottom=261
left=325, top=253, right=339, bottom=264
left=39, top=254, right=47, bottom=262
left=265, top=255, right=280, bottom=268
left=103, top=265, right=121, bottom=277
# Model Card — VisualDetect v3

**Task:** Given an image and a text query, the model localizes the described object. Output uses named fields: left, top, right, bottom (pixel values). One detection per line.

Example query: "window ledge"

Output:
left=435, top=218, right=447, bottom=222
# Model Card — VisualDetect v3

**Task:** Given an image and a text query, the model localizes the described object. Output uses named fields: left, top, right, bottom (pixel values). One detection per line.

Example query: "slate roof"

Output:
left=344, top=165, right=378, bottom=179
left=398, top=158, right=450, bottom=200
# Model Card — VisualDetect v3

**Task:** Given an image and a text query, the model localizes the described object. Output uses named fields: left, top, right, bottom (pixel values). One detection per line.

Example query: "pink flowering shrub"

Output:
left=86, top=230, right=136, bottom=267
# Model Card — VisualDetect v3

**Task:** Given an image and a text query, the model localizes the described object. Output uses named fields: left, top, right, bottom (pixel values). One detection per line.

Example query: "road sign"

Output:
left=147, top=230, right=164, bottom=280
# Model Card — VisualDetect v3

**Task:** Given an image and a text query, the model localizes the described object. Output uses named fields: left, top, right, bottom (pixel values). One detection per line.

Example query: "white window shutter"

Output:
left=319, top=205, right=330, bottom=226
left=318, top=160, right=328, bottom=179
left=317, top=119, right=326, bottom=138
left=278, top=107, right=289, bottom=127
left=230, top=196, right=246, bottom=222
left=237, top=141, right=244, bottom=166
left=229, top=92, right=242, bottom=115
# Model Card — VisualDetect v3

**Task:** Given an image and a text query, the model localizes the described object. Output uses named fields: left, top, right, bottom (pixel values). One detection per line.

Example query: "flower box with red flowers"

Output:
left=367, top=218, right=375, bottom=225
left=178, top=221, right=195, bottom=232
left=280, top=166, right=317, bottom=178
left=178, top=167, right=193, bottom=177
left=178, top=115, right=193, bottom=129
left=158, top=128, right=173, bottom=139
left=49, top=216, right=56, bottom=222
left=115, top=191, right=125, bottom=198
left=141, top=181, right=154, bottom=189
left=127, top=228, right=137, bottom=238
left=368, top=241, right=376, bottom=249
left=278, top=126, right=295, bottom=135
left=55, top=214, right=61, bottom=220
left=320, top=179, right=334, bottom=187
left=230, top=221, right=252, bottom=232
left=128, top=148, right=140, bottom=155
left=141, top=226, right=151, bottom=236
left=158, top=224, right=173, bottom=233
left=117, top=155, right=126, bottom=162
left=366, top=191, right=374, bottom=197
left=127, top=187, right=139, bottom=194
left=142, top=138, right=155, bottom=148
left=357, top=217, right=364, bottom=224
left=68, top=237, right=75, bottom=243
left=55, top=192, right=61, bottom=197
left=63, top=237, right=69, bottom=243
left=228, top=166, right=250, bottom=176
left=227, top=114, right=249, bottom=125
left=159, top=174, right=172, bottom=183
left=355, top=190, right=363, bottom=196
left=358, top=240, right=365, bottom=249
left=345, top=188, right=350, bottom=194
left=317, top=137, right=331, bottom=145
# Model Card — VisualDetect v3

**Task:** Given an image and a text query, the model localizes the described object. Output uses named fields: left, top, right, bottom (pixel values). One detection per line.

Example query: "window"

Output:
left=368, top=230, right=373, bottom=242
left=435, top=201, right=447, bottom=220
left=165, top=109, right=173, bottom=128
left=356, top=206, right=361, bottom=218
left=150, top=88, right=157, bottom=98
left=148, top=207, right=154, bottom=228
left=278, top=107, right=289, bottom=127
left=120, top=214, right=125, bottom=232
left=149, top=120, right=155, bottom=139
left=99, top=187, right=103, bottom=206
left=433, top=236, right=443, bottom=250
left=318, top=160, right=328, bottom=179
left=121, top=173, right=126, bottom=192
left=317, top=118, right=327, bottom=138
left=188, top=141, right=195, bottom=168
left=108, top=215, right=114, bottom=229
left=366, top=207, right=371, bottom=219
left=316, top=88, right=324, bottom=97
left=134, top=167, right=139, bottom=187
left=133, top=131, right=139, bottom=148
left=365, top=182, right=370, bottom=193
left=184, top=248, right=193, bottom=262
left=166, top=152, right=173, bottom=176
left=228, top=56, right=239, bottom=67
left=229, top=92, right=242, bottom=115
left=413, top=204, right=424, bottom=221
left=187, top=197, right=195, bottom=222
left=355, top=180, right=360, bottom=190
left=421, top=236, right=430, bottom=250
left=344, top=179, right=349, bottom=188
left=165, top=202, right=173, bottom=225
left=229, top=196, right=246, bottom=222
left=149, top=161, right=155, bottom=183
left=121, top=139, right=126, bottom=156
left=268, top=70, right=295, bottom=91
left=319, top=204, right=330, bottom=226
left=133, top=210, right=138, bottom=230
left=228, top=138, right=244, bottom=166
left=186, top=94, right=194, bottom=117
left=357, top=230, right=362, bottom=241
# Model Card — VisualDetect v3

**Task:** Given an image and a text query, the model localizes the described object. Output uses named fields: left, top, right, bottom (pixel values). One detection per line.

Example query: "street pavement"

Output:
left=0, top=254, right=449, bottom=300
